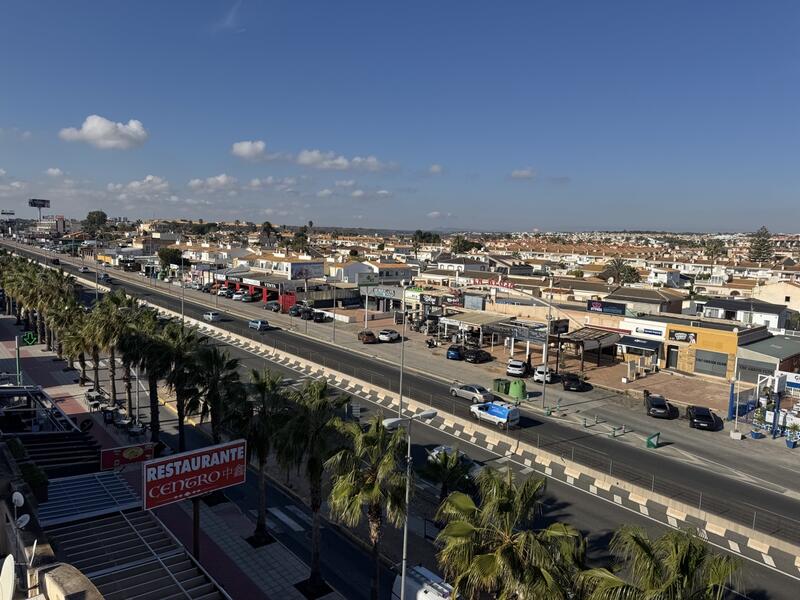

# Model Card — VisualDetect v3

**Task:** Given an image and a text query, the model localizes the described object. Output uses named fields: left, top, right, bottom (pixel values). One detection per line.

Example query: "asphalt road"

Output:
left=6, top=242, right=800, bottom=544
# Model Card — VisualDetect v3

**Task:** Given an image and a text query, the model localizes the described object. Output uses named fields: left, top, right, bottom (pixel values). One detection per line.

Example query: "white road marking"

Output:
left=268, top=507, right=304, bottom=532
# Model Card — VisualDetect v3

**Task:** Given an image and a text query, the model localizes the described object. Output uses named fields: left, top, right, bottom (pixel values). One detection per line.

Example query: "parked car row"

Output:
left=357, top=328, right=400, bottom=344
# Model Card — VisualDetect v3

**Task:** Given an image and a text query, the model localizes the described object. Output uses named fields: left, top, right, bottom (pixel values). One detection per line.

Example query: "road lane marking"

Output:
left=268, top=507, right=304, bottom=532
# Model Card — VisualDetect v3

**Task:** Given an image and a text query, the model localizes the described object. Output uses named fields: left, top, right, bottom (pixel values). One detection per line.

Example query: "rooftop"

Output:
left=740, top=335, right=800, bottom=360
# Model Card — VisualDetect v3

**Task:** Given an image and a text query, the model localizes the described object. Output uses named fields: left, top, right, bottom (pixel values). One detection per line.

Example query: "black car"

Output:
left=687, top=406, right=717, bottom=430
left=463, top=348, right=491, bottom=364
left=645, top=394, right=671, bottom=418
left=300, top=309, right=314, bottom=320
left=312, top=311, right=327, bottom=323
left=288, top=304, right=303, bottom=317
left=561, top=373, right=585, bottom=392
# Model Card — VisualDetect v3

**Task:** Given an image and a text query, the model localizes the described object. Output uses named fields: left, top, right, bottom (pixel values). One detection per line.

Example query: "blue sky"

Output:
left=1, top=1, right=798, bottom=231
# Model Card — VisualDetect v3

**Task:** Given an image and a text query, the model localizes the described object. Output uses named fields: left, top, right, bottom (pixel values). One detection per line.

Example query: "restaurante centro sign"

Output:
left=142, top=440, right=247, bottom=510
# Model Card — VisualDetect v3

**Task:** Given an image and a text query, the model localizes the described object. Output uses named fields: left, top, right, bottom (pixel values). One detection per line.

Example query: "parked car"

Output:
left=300, top=309, right=315, bottom=320
left=201, top=283, right=214, bottom=293
left=358, top=330, right=378, bottom=344
left=532, top=365, right=554, bottom=383
left=506, top=359, right=528, bottom=377
left=449, top=383, right=493, bottom=403
left=645, top=394, right=672, bottom=418
left=231, top=290, right=246, bottom=301
left=687, top=406, right=717, bottom=430
left=203, top=311, right=222, bottom=322
left=77, top=266, right=90, bottom=273
left=561, top=373, right=586, bottom=392
left=446, top=345, right=464, bottom=360
left=312, top=311, right=327, bottom=323
left=240, top=293, right=257, bottom=302
left=217, top=287, right=231, bottom=296
left=265, top=301, right=281, bottom=312
left=288, top=304, right=303, bottom=317
left=98, top=273, right=111, bottom=283
left=190, top=282, right=202, bottom=290
left=248, top=319, right=269, bottom=331
left=463, top=348, right=492, bottom=364
left=378, top=329, right=400, bottom=342
left=470, top=401, right=520, bottom=429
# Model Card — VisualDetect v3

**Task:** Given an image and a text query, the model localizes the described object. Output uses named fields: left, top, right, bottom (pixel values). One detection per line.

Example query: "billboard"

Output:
left=101, top=443, right=154, bottom=471
left=668, top=329, right=698, bottom=344
left=586, top=300, right=626, bottom=315
left=142, top=439, right=247, bottom=510
left=0, top=210, right=14, bottom=216
left=28, top=199, right=51, bottom=208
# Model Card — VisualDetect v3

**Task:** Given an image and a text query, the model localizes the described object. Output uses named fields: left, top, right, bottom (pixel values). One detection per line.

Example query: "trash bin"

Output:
left=509, top=379, right=526, bottom=401
left=496, top=378, right=511, bottom=394
left=492, top=378, right=504, bottom=393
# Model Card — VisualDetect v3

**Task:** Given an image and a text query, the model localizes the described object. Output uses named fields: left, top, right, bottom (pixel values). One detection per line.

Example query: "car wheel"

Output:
left=450, top=390, right=457, bottom=397
left=497, top=421, right=504, bottom=429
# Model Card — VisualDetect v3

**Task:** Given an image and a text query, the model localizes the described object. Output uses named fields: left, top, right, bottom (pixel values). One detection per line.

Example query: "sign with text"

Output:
left=142, top=440, right=247, bottom=510
left=101, top=443, right=154, bottom=471
left=586, top=300, right=626, bottom=315
left=549, top=319, right=569, bottom=335
left=668, top=329, right=698, bottom=344
left=28, top=198, right=51, bottom=208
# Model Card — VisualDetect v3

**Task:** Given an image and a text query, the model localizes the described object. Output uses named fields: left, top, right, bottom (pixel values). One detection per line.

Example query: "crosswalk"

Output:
left=249, top=505, right=324, bottom=535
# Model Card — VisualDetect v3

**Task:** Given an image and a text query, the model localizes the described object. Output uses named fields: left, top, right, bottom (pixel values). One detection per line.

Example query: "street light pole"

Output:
left=383, top=409, right=438, bottom=600
left=541, top=277, right=553, bottom=410
left=180, top=255, right=185, bottom=329
left=398, top=282, right=408, bottom=417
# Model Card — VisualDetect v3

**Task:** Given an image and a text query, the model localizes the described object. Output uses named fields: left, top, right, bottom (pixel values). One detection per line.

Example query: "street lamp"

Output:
left=383, top=408, right=438, bottom=600
left=398, top=280, right=410, bottom=417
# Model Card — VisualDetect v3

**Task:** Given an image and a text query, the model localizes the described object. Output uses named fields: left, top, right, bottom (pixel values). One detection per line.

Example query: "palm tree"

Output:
left=421, top=447, right=474, bottom=505
left=605, top=257, right=628, bottom=284
left=90, top=290, right=130, bottom=403
left=435, top=468, right=583, bottom=599
left=579, top=526, right=739, bottom=600
left=61, top=307, right=91, bottom=385
left=163, top=322, right=205, bottom=452
left=190, top=344, right=243, bottom=444
left=325, top=416, right=407, bottom=600
left=227, top=369, right=285, bottom=542
left=278, top=380, right=348, bottom=589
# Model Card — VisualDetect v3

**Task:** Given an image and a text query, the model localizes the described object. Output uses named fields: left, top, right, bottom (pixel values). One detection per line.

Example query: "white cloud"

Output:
left=511, top=167, right=535, bottom=180
left=59, top=114, right=149, bottom=150
left=351, top=189, right=365, bottom=198
left=429, top=164, right=443, bottom=175
left=297, top=149, right=388, bottom=171
left=0, top=168, right=5, bottom=177
left=316, top=188, right=333, bottom=198
left=427, top=210, right=453, bottom=219
left=231, top=140, right=266, bottom=160
left=335, top=179, right=356, bottom=187
left=376, top=189, right=391, bottom=197
left=45, top=167, right=63, bottom=177
left=188, top=173, right=238, bottom=192
left=107, top=175, right=170, bottom=203
left=247, top=176, right=296, bottom=191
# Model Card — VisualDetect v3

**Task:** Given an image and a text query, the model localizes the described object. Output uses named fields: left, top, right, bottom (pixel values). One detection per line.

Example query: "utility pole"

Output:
left=541, top=277, right=553, bottom=410
left=180, top=255, right=185, bottom=329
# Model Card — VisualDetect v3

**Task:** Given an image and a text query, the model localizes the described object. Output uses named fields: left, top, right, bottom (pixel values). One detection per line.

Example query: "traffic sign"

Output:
left=21, top=331, right=37, bottom=346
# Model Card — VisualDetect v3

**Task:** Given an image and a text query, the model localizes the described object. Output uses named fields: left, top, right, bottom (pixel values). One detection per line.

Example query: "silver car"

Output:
left=449, top=384, right=493, bottom=403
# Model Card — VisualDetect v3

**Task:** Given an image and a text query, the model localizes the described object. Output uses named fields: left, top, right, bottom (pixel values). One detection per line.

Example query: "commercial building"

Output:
left=736, top=335, right=800, bottom=383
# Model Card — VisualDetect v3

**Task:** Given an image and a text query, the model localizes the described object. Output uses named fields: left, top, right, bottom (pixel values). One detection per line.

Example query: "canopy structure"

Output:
left=617, top=335, right=662, bottom=353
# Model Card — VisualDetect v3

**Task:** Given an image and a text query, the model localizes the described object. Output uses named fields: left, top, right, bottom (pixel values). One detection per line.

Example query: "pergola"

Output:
left=561, top=327, right=621, bottom=371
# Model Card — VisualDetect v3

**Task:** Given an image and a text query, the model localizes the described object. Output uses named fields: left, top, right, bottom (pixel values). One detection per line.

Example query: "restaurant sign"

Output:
left=142, top=439, right=247, bottom=510
left=101, top=443, right=154, bottom=471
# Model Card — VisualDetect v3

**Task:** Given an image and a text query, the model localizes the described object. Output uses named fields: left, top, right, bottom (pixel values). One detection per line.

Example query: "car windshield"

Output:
left=650, top=397, right=667, bottom=407
left=474, top=386, right=488, bottom=393
left=696, top=410, right=713, bottom=420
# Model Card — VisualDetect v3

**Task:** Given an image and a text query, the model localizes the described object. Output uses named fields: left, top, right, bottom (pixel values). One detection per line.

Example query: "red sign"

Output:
left=142, top=440, right=247, bottom=510
left=101, top=443, right=155, bottom=471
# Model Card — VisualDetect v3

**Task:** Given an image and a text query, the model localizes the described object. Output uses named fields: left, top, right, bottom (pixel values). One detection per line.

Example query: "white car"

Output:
left=203, top=311, right=222, bottom=322
left=378, top=329, right=400, bottom=342
left=532, top=365, right=554, bottom=383
left=506, top=359, right=528, bottom=377
left=470, top=401, right=520, bottom=429
left=231, top=290, right=246, bottom=301
left=78, top=266, right=90, bottom=273
left=217, top=287, right=230, bottom=296
left=427, top=446, right=484, bottom=479
left=449, top=384, right=493, bottom=404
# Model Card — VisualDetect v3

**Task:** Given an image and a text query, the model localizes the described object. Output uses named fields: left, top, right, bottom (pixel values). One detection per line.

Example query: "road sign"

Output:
left=21, top=331, right=37, bottom=346
left=142, top=439, right=247, bottom=510
left=101, top=443, right=154, bottom=471
left=549, top=318, right=569, bottom=335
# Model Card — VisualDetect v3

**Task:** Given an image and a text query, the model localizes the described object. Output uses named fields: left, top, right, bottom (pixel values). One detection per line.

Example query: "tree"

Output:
left=451, top=235, right=482, bottom=254
left=157, top=247, right=184, bottom=269
left=163, top=322, right=205, bottom=452
left=190, top=345, right=243, bottom=444
left=421, top=447, right=474, bottom=505
left=748, top=226, right=773, bottom=262
left=349, top=248, right=359, bottom=257
left=326, top=417, right=407, bottom=600
left=82, top=210, right=108, bottom=236
left=567, top=269, right=584, bottom=278
left=605, top=258, right=640, bottom=284
left=619, top=264, right=641, bottom=284
left=436, top=468, right=584, bottom=599
left=278, top=380, right=348, bottom=591
left=60, top=304, right=91, bottom=386
left=703, top=239, right=726, bottom=262
left=579, top=526, right=739, bottom=600
left=261, top=221, right=276, bottom=246
left=226, top=369, right=286, bottom=542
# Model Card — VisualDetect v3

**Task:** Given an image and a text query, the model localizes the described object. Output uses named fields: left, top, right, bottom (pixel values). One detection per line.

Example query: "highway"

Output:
left=7, top=241, right=800, bottom=546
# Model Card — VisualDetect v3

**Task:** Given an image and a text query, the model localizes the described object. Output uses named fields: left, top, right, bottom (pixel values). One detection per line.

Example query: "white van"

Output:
left=392, top=566, right=454, bottom=600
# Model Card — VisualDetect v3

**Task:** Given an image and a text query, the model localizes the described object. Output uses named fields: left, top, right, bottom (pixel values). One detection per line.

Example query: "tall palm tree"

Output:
left=278, top=380, right=348, bottom=589
left=325, top=416, right=407, bottom=600
left=163, top=322, right=205, bottom=452
left=90, top=289, right=135, bottom=404
left=227, top=369, right=285, bottom=542
left=61, top=307, right=91, bottom=385
left=190, top=344, right=243, bottom=444
left=436, top=468, right=584, bottom=599
left=421, top=447, right=474, bottom=505
left=605, top=257, right=628, bottom=284
left=579, top=526, right=739, bottom=600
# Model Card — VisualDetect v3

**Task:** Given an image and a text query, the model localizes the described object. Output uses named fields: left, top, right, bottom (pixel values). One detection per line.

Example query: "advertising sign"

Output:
left=586, top=300, right=626, bottom=315
left=28, top=198, right=51, bottom=208
left=549, top=319, right=569, bottom=335
left=142, top=440, right=247, bottom=510
left=101, top=443, right=154, bottom=471
left=635, top=327, right=663, bottom=337
left=776, top=370, right=800, bottom=390
left=668, top=329, right=698, bottom=344
left=0, top=210, right=14, bottom=215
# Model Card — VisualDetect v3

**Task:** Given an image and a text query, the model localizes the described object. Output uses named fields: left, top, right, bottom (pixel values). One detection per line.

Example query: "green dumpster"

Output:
left=494, top=378, right=511, bottom=394
left=646, top=432, right=661, bottom=449
left=492, top=378, right=504, bottom=393
left=508, top=379, right=526, bottom=401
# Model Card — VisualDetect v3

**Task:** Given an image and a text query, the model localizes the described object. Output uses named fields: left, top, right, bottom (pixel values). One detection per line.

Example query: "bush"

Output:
left=19, top=462, right=48, bottom=489
left=6, top=437, right=26, bottom=460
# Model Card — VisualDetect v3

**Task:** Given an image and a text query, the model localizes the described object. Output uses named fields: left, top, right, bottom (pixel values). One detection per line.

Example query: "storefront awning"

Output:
left=617, top=335, right=662, bottom=352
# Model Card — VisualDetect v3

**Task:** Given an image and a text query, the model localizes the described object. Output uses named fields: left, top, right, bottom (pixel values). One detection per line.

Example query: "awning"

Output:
left=617, top=335, right=662, bottom=352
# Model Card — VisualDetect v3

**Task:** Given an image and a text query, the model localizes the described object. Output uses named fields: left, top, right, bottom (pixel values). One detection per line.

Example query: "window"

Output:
left=786, top=296, right=791, bottom=302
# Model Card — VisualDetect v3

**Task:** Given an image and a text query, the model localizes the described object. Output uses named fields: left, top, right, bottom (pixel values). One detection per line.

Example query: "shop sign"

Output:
left=421, top=293, right=441, bottom=306
left=668, top=329, right=698, bottom=344
left=587, top=300, right=626, bottom=315
left=776, top=370, right=800, bottom=390
left=549, top=319, right=569, bottom=335
left=443, top=295, right=463, bottom=307
left=263, top=281, right=281, bottom=290
left=371, top=286, right=400, bottom=299
left=635, top=327, right=663, bottom=337
left=214, top=273, right=227, bottom=281
left=476, top=278, right=515, bottom=289
left=143, top=440, right=247, bottom=510
left=242, top=277, right=262, bottom=286
left=101, top=443, right=154, bottom=471
left=227, top=276, right=242, bottom=283
left=439, top=317, right=461, bottom=327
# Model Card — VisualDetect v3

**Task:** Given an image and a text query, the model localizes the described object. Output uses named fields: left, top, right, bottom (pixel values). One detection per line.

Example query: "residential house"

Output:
left=702, top=297, right=795, bottom=330
left=604, top=287, right=685, bottom=315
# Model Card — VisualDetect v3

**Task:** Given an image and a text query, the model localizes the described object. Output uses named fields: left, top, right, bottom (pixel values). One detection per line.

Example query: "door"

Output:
left=666, top=345, right=679, bottom=369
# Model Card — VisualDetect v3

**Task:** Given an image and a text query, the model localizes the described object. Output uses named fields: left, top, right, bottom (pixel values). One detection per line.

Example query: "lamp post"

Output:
left=541, top=277, right=553, bottom=410
left=398, top=281, right=409, bottom=417
left=180, top=255, right=185, bottom=329
left=383, top=409, right=438, bottom=600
